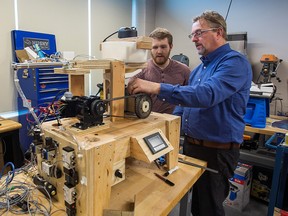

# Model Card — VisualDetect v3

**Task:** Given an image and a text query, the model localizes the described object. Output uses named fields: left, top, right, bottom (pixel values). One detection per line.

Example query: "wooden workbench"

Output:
left=245, top=115, right=288, bottom=216
left=0, top=154, right=205, bottom=216
left=108, top=156, right=205, bottom=216
left=0, top=118, right=22, bottom=133
left=0, top=118, right=23, bottom=169
left=245, top=115, right=288, bottom=135
left=30, top=111, right=206, bottom=215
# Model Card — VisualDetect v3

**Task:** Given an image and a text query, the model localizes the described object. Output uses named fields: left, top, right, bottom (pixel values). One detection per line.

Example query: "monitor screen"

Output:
left=143, top=132, right=168, bottom=154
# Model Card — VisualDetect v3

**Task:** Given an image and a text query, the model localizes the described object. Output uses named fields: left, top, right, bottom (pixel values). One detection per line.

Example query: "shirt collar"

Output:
left=200, top=43, right=231, bottom=66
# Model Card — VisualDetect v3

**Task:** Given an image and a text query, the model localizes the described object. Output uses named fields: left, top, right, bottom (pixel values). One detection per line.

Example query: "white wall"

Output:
left=133, top=0, right=156, bottom=36
left=1, top=0, right=287, bottom=117
left=90, top=0, right=133, bottom=94
left=0, top=1, right=17, bottom=116
left=0, top=0, right=132, bottom=117
left=153, top=0, right=288, bottom=115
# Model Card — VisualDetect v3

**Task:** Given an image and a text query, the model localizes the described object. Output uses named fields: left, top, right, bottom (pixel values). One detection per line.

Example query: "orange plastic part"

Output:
left=260, top=54, right=278, bottom=63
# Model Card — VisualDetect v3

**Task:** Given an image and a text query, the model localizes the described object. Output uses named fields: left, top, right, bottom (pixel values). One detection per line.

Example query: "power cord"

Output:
left=102, top=30, right=119, bottom=42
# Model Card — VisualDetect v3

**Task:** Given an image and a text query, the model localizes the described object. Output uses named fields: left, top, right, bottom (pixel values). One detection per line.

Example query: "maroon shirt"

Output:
left=132, top=58, right=191, bottom=114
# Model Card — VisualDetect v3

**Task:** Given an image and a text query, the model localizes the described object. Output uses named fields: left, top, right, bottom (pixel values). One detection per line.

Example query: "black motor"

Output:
left=60, top=95, right=106, bottom=130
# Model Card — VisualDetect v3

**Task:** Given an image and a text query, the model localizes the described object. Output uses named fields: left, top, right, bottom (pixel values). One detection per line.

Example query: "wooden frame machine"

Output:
left=35, top=39, right=181, bottom=215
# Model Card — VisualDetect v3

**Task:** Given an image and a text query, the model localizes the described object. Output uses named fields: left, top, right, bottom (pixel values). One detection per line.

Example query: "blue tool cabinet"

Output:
left=16, top=67, right=69, bottom=152
left=11, top=30, right=68, bottom=152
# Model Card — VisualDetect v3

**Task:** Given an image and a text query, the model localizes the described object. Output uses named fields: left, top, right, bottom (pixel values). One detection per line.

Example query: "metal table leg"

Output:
left=267, top=145, right=288, bottom=216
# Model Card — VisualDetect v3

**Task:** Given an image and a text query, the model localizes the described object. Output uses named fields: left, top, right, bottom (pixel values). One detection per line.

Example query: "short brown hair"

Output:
left=149, top=27, right=173, bottom=46
left=193, top=10, right=227, bottom=40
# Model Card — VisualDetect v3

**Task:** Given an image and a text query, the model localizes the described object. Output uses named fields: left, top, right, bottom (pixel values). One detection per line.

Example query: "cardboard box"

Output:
left=15, top=50, right=30, bottom=63
left=224, top=162, right=252, bottom=211
left=15, top=48, right=38, bottom=63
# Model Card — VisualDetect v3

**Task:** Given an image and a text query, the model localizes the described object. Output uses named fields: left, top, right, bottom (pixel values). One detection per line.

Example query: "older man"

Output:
left=128, top=11, right=252, bottom=216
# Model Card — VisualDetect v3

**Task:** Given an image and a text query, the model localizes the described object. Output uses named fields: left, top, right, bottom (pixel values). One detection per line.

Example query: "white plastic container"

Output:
left=101, top=41, right=149, bottom=63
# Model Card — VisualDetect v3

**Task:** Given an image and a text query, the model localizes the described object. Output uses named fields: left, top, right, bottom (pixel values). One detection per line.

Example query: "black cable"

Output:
left=102, top=30, right=119, bottom=42
left=95, top=83, right=103, bottom=96
left=41, top=89, right=67, bottom=124
left=270, top=84, right=277, bottom=102
left=225, top=0, right=233, bottom=21
left=50, top=89, right=67, bottom=107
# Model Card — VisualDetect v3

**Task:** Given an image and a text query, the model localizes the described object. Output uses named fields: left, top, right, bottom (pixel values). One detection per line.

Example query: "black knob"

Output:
left=115, top=169, right=123, bottom=178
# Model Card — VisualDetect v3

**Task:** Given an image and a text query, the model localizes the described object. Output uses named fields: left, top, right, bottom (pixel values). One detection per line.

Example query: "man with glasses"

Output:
left=128, top=10, right=252, bottom=215
left=127, top=27, right=190, bottom=114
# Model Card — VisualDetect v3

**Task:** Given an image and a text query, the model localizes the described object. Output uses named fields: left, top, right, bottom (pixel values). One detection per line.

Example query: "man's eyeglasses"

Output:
left=188, top=28, right=218, bottom=39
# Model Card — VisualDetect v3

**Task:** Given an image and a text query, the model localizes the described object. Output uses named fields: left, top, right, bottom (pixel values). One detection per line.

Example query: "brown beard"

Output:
left=151, top=50, right=171, bottom=66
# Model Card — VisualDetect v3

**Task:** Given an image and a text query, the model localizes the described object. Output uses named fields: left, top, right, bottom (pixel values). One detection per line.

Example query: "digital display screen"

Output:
left=143, top=132, right=168, bottom=154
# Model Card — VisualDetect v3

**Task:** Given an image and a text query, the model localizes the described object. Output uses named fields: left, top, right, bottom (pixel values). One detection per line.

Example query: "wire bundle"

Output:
left=0, top=161, right=66, bottom=215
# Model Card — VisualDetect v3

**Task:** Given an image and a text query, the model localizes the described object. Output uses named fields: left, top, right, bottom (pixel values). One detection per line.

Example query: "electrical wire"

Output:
left=13, top=68, right=42, bottom=131
left=72, top=54, right=96, bottom=60
left=25, top=185, right=52, bottom=216
left=270, top=84, right=277, bottom=102
left=0, top=182, right=29, bottom=210
left=102, top=30, right=119, bottom=42
left=58, top=126, right=86, bottom=151
left=273, top=97, right=283, bottom=115
left=0, top=162, right=15, bottom=185
left=0, top=140, right=66, bottom=215
left=0, top=157, right=51, bottom=214
left=40, top=89, right=67, bottom=124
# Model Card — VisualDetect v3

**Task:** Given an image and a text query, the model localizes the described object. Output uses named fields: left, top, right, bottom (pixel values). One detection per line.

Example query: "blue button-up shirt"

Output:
left=158, top=44, right=252, bottom=144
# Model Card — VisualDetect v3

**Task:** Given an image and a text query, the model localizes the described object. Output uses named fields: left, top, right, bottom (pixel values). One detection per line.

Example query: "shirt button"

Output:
left=162, top=98, right=165, bottom=101
left=185, top=119, right=188, bottom=122
left=204, top=66, right=206, bottom=69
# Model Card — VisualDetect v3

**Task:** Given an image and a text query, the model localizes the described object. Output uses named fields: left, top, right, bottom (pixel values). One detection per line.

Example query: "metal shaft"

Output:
left=12, top=62, right=66, bottom=70
left=178, top=159, right=219, bottom=174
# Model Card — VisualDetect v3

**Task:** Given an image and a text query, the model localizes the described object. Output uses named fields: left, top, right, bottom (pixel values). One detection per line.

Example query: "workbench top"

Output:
left=245, top=115, right=288, bottom=135
left=109, top=156, right=205, bottom=216
left=0, top=154, right=205, bottom=216
left=34, top=112, right=205, bottom=215
left=0, top=118, right=21, bottom=134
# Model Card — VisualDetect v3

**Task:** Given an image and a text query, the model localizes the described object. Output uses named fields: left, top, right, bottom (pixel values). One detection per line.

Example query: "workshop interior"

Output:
left=0, top=0, right=288, bottom=216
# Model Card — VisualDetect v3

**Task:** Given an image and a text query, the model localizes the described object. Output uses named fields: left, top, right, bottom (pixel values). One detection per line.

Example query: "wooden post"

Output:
left=69, top=74, right=85, bottom=96
left=110, top=61, right=125, bottom=122
left=164, top=114, right=181, bottom=169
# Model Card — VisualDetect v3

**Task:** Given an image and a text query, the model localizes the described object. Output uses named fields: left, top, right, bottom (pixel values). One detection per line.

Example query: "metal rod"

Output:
left=11, top=62, right=67, bottom=70
left=178, top=159, right=219, bottom=174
